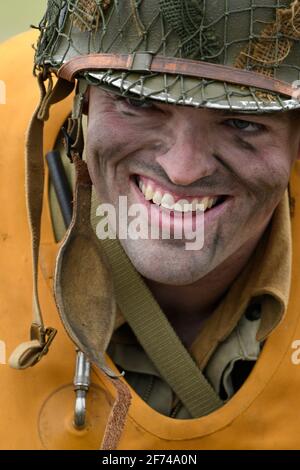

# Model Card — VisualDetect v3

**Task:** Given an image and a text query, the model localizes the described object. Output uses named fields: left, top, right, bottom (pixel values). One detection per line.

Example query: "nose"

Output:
left=156, top=111, right=217, bottom=186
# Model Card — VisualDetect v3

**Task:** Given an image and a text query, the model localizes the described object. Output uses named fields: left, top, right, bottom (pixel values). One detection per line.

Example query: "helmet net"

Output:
left=34, top=0, right=300, bottom=110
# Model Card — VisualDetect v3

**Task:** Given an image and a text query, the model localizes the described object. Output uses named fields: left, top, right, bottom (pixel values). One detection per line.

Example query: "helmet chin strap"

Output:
left=9, top=72, right=74, bottom=369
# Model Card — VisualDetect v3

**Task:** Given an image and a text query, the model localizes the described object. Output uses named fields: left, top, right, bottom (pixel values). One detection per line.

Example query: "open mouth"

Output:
left=134, top=175, right=227, bottom=214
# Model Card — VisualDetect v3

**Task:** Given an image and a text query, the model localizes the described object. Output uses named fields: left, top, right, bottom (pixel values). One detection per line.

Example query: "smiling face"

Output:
left=86, top=87, right=300, bottom=285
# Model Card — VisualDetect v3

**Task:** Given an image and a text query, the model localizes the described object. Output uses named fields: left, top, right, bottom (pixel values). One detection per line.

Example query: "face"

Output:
left=86, top=87, right=300, bottom=285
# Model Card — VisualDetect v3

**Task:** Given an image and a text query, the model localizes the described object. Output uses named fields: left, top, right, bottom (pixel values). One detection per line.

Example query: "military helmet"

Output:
left=35, top=0, right=300, bottom=112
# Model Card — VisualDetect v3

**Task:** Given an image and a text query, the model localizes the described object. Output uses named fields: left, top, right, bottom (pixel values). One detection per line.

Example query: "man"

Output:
left=1, top=0, right=300, bottom=449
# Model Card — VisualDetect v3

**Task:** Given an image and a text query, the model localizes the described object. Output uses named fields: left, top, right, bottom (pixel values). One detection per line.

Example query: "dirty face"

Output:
left=86, top=87, right=300, bottom=285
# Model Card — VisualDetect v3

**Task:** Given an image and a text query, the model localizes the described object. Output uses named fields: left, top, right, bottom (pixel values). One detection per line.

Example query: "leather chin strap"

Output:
left=9, top=73, right=75, bottom=369
left=58, top=52, right=296, bottom=98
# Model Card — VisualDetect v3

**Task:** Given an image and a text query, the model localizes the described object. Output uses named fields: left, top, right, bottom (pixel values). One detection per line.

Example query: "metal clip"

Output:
left=39, top=327, right=57, bottom=358
left=73, top=350, right=91, bottom=429
left=129, top=52, right=154, bottom=72
left=31, top=326, right=57, bottom=365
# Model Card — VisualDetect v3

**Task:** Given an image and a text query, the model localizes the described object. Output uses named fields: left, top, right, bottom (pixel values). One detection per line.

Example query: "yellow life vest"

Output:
left=1, top=31, right=300, bottom=450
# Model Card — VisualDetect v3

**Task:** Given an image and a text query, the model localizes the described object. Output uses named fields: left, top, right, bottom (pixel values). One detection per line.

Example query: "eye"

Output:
left=225, top=119, right=264, bottom=133
left=125, top=97, right=154, bottom=109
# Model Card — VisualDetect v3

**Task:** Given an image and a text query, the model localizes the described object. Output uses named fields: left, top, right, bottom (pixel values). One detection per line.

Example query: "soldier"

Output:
left=1, top=0, right=300, bottom=450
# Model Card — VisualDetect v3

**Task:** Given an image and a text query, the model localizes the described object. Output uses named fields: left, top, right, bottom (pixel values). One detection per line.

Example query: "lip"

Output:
left=130, top=176, right=233, bottom=238
left=134, top=174, right=226, bottom=202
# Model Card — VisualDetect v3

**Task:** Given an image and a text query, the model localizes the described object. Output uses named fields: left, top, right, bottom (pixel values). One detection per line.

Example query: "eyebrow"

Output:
left=218, top=109, right=287, bottom=123
left=102, top=89, right=289, bottom=125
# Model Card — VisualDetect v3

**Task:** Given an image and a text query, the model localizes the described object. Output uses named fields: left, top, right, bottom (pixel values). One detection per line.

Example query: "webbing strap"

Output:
left=9, top=75, right=75, bottom=369
left=101, top=237, right=223, bottom=418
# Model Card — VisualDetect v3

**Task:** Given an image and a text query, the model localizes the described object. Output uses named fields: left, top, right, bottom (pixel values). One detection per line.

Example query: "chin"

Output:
left=120, top=239, right=214, bottom=286
left=137, top=264, right=200, bottom=285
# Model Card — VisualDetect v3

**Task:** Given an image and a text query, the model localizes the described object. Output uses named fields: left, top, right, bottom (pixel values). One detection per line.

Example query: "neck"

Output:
left=145, top=228, right=267, bottom=348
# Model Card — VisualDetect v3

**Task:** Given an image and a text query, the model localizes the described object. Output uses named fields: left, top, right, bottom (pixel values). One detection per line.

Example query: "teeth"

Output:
left=208, top=197, right=217, bottom=209
left=145, top=185, right=154, bottom=201
left=161, top=193, right=175, bottom=210
left=191, top=198, right=203, bottom=211
left=138, top=177, right=219, bottom=213
left=173, top=199, right=190, bottom=213
left=202, top=197, right=210, bottom=211
left=152, top=191, right=163, bottom=205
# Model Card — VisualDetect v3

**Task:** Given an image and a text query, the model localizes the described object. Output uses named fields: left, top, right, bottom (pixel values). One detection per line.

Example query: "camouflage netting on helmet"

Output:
left=33, top=0, right=300, bottom=111
left=35, top=0, right=223, bottom=66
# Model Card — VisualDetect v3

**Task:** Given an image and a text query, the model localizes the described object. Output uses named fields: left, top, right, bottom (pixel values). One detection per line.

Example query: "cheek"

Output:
left=87, top=109, right=164, bottom=152
left=87, top=115, right=132, bottom=157
left=86, top=113, right=133, bottom=178
left=86, top=113, right=156, bottom=201
left=222, top=137, right=290, bottom=192
left=248, top=148, right=291, bottom=198
left=217, top=138, right=291, bottom=223
left=244, top=159, right=290, bottom=228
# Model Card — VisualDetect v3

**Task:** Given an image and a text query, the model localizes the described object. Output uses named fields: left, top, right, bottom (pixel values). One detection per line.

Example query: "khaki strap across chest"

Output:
left=101, top=236, right=223, bottom=417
